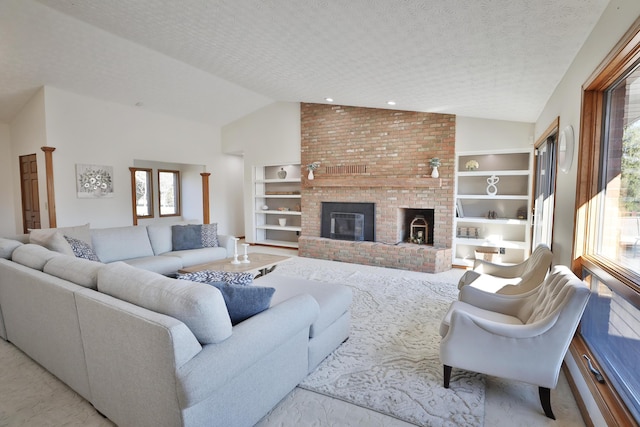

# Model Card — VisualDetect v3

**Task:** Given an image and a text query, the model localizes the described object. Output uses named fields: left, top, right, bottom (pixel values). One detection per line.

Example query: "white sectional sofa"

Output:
left=0, top=235, right=352, bottom=427
left=21, top=222, right=235, bottom=275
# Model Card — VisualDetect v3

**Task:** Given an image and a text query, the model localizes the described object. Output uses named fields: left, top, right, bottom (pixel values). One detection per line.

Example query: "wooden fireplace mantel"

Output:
left=302, top=176, right=442, bottom=188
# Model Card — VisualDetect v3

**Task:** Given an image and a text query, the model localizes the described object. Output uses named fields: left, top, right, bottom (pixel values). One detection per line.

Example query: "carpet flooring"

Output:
left=275, top=257, right=484, bottom=426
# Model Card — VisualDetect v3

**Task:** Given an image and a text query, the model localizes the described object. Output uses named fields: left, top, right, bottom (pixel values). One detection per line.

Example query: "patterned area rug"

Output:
left=274, top=257, right=485, bottom=427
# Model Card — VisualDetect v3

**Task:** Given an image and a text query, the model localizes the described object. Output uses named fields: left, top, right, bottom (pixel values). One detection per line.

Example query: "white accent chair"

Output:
left=440, top=265, right=590, bottom=419
left=457, top=244, right=553, bottom=295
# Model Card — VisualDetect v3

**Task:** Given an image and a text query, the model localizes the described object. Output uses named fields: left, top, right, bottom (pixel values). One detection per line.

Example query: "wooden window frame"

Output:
left=158, top=169, right=181, bottom=218
left=572, top=16, right=640, bottom=427
left=129, top=167, right=154, bottom=225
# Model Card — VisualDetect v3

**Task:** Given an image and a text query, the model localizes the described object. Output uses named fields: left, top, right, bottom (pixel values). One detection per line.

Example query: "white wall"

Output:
left=6, top=86, right=244, bottom=236
left=0, top=123, right=17, bottom=236
left=535, top=2, right=640, bottom=426
left=455, top=117, right=534, bottom=152
left=221, top=102, right=301, bottom=241
left=536, top=0, right=640, bottom=269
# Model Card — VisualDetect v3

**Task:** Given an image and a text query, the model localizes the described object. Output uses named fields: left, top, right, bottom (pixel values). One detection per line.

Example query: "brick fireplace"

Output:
left=298, top=103, right=455, bottom=273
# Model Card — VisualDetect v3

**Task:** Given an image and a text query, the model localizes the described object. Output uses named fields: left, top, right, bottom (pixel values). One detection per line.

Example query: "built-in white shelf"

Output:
left=456, top=195, right=529, bottom=200
left=453, top=149, right=533, bottom=266
left=254, top=210, right=302, bottom=216
left=456, top=217, right=527, bottom=225
left=257, top=224, right=302, bottom=232
left=255, top=178, right=301, bottom=184
left=453, top=237, right=527, bottom=249
left=255, top=239, right=299, bottom=249
left=252, top=164, right=302, bottom=249
left=255, top=194, right=301, bottom=199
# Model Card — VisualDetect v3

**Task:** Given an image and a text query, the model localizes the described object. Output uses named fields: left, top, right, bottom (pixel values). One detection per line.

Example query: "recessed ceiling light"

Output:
left=325, top=97, right=334, bottom=102
left=387, top=101, right=396, bottom=106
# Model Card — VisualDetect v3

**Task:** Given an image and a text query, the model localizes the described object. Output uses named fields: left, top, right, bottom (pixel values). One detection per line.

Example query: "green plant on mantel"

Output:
left=430, top=158, right=441, bottom=168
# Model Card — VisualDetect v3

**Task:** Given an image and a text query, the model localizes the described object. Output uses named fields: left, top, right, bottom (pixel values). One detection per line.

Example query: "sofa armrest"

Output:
left=217, top=234, right=235, bottom=257
left=177, top=294, right=319, bottom=407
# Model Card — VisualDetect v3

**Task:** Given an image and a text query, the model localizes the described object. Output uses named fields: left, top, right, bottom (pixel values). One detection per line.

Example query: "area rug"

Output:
left=274, top=257, right=485, bottom=427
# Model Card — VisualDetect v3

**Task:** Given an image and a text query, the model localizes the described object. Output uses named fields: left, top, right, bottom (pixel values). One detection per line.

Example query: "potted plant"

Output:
left=430, top=158, right=441, bottom=178
left=307, top=162, right=320, bottom=180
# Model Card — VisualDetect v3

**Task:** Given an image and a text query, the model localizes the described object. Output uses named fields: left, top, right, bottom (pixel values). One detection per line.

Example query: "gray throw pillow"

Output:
left=172, top=224, right=203, bottom=251
left=206, top=281, right=275, bottom=325
left=201, top=223, right=219, bottom=247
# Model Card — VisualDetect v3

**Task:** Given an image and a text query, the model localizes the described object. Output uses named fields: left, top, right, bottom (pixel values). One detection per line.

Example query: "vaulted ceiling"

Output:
left=0, top=0, right=611, bottom=127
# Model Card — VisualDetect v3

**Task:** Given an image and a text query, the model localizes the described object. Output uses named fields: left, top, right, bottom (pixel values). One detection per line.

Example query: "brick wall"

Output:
left=299, top=103, right=455, bottom=273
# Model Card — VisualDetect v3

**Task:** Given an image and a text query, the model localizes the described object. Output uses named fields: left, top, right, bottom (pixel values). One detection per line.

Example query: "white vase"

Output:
left=431, top=166, right=439, bottom=178
left=308, top=169, right=314, bottom=180
left=486, top=175, right=499, bottom=195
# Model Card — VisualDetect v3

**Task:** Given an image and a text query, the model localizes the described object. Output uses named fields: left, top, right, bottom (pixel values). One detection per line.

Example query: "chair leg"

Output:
left=443, top=365, right=452, bottom=388
left=539, top=387, right=555, bottom=420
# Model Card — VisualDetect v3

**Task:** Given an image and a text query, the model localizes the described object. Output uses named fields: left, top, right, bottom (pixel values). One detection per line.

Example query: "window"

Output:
left=598, top=64, right=640, bottom=270
left=158, top=169, right=180, bottom=217
left=580, top=262, right=640, bottom=422
left=532, top=121, right=558, bottom=248
left=576, top=23, right=640, bottom=426
left=129, top=167, right=153, bottom=225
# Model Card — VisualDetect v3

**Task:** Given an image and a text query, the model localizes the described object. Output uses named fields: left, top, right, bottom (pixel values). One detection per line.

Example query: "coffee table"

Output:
left=178, top=253, right=291, bottom=278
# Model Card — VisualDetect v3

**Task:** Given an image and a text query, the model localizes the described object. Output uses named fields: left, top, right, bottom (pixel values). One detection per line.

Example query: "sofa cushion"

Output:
left=201, top=223, right=219, bottom=247
left=11, top=244, right=62, bottom=271
left=29, top=223, right=91, bottom=250
left=97, top=262, right=232, bottom=344
left=64, top=236, right=101, bottom=261
left=43, top=255, right=102, bottom=289
left=29, top=230, right=75, bottom=256
left=256, top=274, right=353, bottom=338
left=172, top=225, right=203, bottom=251
left=91, top=226, right=154, bottom=263
left=147, top=224, right=173, bottom=255
left=122, top=255, right=183, bottom=276
left=160, top=247, right=228, bottom=267
left=206, top=281, right=275, bottom=325
left=176, top=270, right=253, bottom=286
left=0, top=238, right=23, bottom=259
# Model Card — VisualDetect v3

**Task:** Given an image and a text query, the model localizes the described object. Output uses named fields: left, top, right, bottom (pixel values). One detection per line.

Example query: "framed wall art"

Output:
left=76, top=164, right=114, bottom=198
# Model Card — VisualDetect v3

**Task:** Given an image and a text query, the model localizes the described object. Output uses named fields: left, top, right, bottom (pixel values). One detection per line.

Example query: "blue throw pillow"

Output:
left=207, top=281, right=275, bottom=325
left=172, top=225, right=203, bottom=251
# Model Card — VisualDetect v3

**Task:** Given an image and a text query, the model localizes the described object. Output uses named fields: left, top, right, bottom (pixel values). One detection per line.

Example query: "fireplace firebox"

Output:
left=321, top=202, right=375, bottom=242
left=400, top=208, right=435, bottom=244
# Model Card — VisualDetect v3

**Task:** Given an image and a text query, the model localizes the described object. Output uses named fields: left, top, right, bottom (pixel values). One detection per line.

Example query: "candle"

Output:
left=231, top=238, right=241, bottom=264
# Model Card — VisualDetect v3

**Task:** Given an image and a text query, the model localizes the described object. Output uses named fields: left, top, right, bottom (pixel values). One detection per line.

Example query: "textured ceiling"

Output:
left=1, top=0, right=610, bottom=127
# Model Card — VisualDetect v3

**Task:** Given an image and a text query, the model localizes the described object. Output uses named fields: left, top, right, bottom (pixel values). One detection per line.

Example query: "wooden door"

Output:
left=20, top=154, right=40, bottom=233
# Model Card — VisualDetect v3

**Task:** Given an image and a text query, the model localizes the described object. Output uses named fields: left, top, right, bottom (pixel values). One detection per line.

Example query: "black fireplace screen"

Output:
left=330, top=212, right=364, bottom=241
left=321, top=202, right=375, bottom=242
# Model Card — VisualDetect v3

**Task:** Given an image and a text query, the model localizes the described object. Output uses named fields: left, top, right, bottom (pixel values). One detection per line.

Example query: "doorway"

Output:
left=532, top=124, right=558, bottom=248
left=19, top=154, right=40, bottom=233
